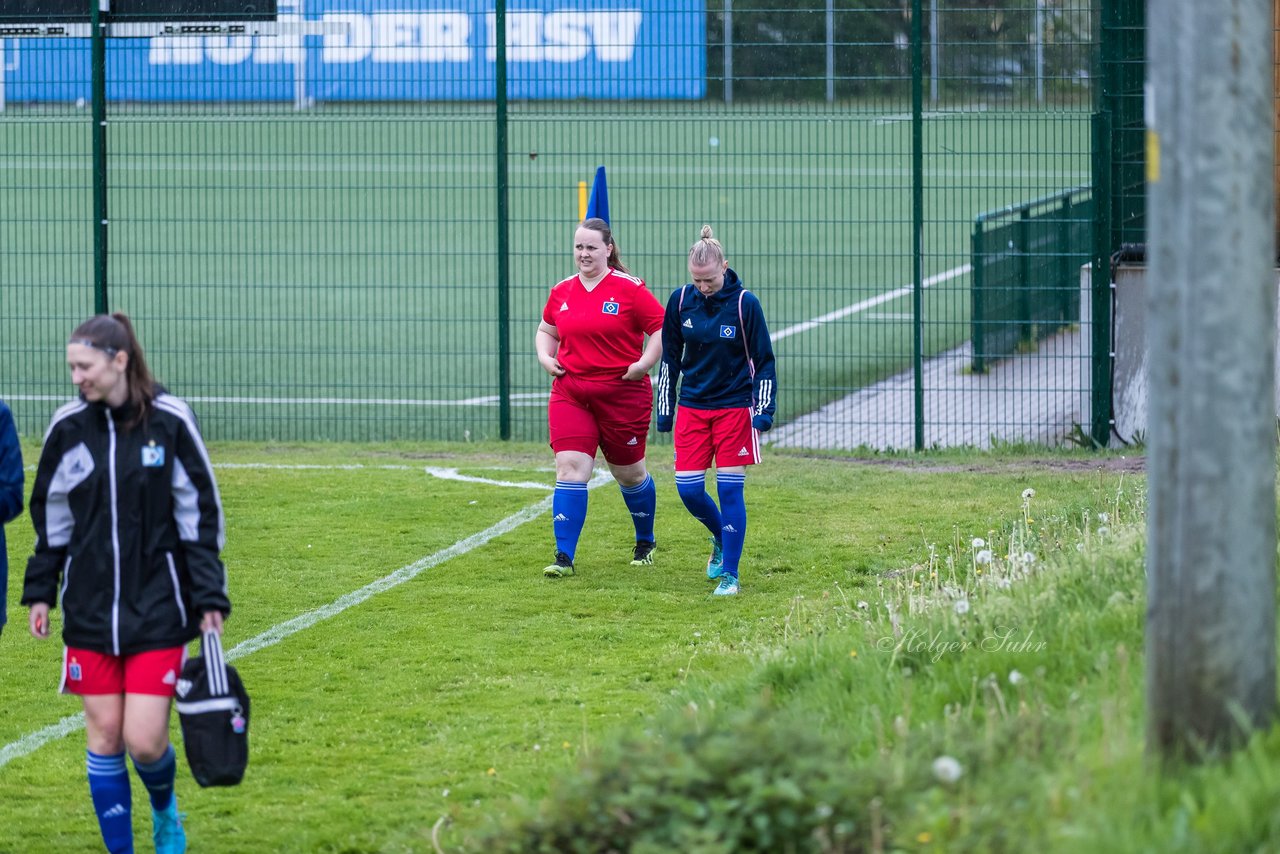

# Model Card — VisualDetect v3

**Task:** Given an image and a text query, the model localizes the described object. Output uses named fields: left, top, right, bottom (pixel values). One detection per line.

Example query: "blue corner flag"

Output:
left=586, top=166, right=609, bottom=224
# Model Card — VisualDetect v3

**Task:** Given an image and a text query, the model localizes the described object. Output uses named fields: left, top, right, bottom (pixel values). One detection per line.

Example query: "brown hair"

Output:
left=688, top=224, right=726, bottom=268
left=581, top=217, right=629, bottom=274
left=69, top=312, right=156, bottom=428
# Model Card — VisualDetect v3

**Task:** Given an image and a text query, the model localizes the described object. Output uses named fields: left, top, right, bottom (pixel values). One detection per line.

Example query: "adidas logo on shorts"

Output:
left=738, top=447, right=749, bottom=456
left=627, top=437, right=638, bottom=445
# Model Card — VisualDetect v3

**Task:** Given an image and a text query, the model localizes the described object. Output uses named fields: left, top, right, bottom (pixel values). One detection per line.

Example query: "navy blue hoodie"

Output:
left=656, top=267, right=777, bottom=430
left=0, top=401, right=24, bottom=634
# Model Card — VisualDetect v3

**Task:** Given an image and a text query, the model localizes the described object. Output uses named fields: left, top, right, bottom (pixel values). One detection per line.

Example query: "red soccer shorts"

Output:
left=673, top=406, right=762, bottom=471
left=62, top=645, right=187, bottom=696
left=548, top=373, right=652, bottom=466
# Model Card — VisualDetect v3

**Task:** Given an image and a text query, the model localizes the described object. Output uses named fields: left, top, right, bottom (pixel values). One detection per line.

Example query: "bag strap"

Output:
left=202, top=630, right=230, bottom=697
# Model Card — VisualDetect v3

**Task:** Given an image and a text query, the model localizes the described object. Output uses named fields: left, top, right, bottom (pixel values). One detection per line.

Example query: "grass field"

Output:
left=0, top=438, right=1166, bottom=852
left=1, top=102, right=1091, bottom=443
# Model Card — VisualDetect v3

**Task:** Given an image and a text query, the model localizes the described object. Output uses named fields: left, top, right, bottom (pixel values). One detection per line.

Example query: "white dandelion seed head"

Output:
left=857, top=600, right=869, bottom=610
left=1098, top=512, right=1109, bottom=523
left=975, top=549, right=993, bottom=565
left=1022, top=488, right=1036, bottom=500
left=1022, top=552, right=1036, bottom=565
left=1097, top=527, right=1110, bottom=537
left=1008, top=670, right=1024, bottom=685
left=954, top=599, right=970, bottom=615
left=971, top=537, right=986, bottom=549
left=533, top=743, right=541, bottom=751
left=995, top=578, right=1012, bottom=589
left=1076, top=542, right=1085, bottom=552
left=932, top=756, right=963, bottom=784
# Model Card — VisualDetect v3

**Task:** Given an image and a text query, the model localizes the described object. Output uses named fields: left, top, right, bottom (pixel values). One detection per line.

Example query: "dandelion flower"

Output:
left=849, top=649, right=858, bottom=658
left=487, top=767, right=497, bottom=776
left=975, top=549, right=993, bottom=565
left=1022, top=488, right=1036, bottom=500
left=932, top=755, right=963, bottom=784
left=954, top=599, right=970, bottom=615
left=971, top=537, right=986, bottom=549
left=1009, top=670, right=1024, bottom=685
left=562, top=741, right=571, bottom=749
left=917, top=832, right=933, bottom=844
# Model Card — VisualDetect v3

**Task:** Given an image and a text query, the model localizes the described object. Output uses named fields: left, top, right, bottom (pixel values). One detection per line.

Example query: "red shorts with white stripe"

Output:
left=62, top=645, right=187, bottom=696
left=673, top=407, right=761, bottom=471
left=548, top=373, right=653, bottom=466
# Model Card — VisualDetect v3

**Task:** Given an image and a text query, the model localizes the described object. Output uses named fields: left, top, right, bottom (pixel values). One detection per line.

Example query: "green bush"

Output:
left=469, top=699, right=877, bottom=854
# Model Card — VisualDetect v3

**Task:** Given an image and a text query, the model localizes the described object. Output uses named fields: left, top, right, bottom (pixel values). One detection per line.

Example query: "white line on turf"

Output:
left=771, top=263, right=972, bottom=342
left=0, top=470, right=612, bottom=770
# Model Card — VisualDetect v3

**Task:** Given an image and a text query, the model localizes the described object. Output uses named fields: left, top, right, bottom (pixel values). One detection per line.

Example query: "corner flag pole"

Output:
left=585, top=166, right=609, bottom=224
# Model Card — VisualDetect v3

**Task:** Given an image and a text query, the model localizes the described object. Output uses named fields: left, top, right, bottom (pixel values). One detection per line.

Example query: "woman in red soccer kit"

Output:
left=656, top=225, right=777, bottom=596
left=24, top=313, right=230, bottom=854
left=536, top=217, right=666, bottom=577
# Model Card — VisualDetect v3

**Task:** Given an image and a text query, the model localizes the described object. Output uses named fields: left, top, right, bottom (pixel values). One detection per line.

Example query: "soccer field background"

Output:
left=1, top=102, right=1090, bottom=442
left=0, top=440, right=1133, bottom=851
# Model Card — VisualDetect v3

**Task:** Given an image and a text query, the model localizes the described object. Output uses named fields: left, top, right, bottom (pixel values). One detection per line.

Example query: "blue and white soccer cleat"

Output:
left=705, top=537, right=724, bottom=580
left=152, top=795, right=187, bottom=854
left=712, top=575, right=739, bottom=596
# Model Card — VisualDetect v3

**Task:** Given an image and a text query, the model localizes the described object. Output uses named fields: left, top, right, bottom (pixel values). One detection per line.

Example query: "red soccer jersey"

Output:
left=541, top=269, right=665, bottom=381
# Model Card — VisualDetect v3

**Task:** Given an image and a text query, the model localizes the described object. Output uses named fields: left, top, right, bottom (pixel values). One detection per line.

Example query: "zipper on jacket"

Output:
left=165, top=552, right=188, bottom=628
left=58, top=554, right=73, bottom=603
left=107, top=411, right=121, bottom=655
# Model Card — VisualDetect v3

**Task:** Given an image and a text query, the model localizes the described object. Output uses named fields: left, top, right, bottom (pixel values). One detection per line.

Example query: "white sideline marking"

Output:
left=216, top=463, right=552, bottom=491
left=0, top=470, right=612, bottom=769
left=772, top=264, right=972, bottom=342
left=423, top=467, right=552, bottom=491
left=0, top=393, right=549, bottom=408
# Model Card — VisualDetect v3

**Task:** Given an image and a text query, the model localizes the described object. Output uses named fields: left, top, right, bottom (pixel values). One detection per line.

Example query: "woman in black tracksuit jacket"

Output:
left=22, top=312, right=229, bottom=854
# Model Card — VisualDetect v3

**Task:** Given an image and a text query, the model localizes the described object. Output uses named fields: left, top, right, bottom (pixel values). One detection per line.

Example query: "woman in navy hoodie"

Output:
left=0, top=398, right=23, bottom=638
left=656, top=225, right=777, bottom=596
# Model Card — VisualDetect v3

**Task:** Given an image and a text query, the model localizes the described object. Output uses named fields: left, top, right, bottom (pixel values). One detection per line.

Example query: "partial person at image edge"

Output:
left=22, top=312, right=230, bottom=854
left=0, top=398, right=24, bottom=639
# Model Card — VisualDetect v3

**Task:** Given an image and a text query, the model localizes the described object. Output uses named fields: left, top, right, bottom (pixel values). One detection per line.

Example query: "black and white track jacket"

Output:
left=22, top=392, right=230, bottom=655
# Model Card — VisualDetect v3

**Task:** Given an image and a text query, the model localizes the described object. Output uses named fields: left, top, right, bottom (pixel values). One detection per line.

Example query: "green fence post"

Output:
left=90, top=0, right=108, bottom=314
left=971, top=222, right=985, bottom=374
left=1018, top=208, right=1031, bottom=348
left=495, top=0, right=511, bottom=440
left=911, top=0, right=924, bottom=451
left=1090, top=110, right=1114, bottom=447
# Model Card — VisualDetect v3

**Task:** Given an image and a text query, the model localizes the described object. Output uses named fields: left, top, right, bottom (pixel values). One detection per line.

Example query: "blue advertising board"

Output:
left=0, top=0, right=705, bottom=102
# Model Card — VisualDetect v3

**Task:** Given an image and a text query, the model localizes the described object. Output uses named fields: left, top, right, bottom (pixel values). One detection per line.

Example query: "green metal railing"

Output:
left=971, top=186, right=1093, bottom=374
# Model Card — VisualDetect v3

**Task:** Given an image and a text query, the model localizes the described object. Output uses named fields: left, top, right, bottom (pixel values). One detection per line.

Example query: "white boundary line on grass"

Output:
left=771, top=263, right=972, bottom=342
left=0, top=469, right=611, bottom=770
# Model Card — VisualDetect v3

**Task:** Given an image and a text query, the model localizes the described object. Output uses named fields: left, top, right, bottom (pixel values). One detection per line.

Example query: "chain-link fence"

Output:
left=2, top=0, right=1104, bottom=449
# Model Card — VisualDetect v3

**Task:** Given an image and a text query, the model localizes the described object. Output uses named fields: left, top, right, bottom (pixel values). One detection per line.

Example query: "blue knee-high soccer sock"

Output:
left=87, top=750, right=133, bottom=854
left=132, top=744, right=177, bottom=811
left=675, top=472, right=723, bottom=542
left=552, top=480, right=589, bottom=560
left=618, top=474, right=656, bottom=543
left=716, top=472, right=747, bottom=578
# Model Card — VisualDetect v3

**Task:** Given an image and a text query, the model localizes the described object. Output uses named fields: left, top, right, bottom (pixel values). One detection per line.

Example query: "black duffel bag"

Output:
left=175, top=630, right=250, bottom=787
